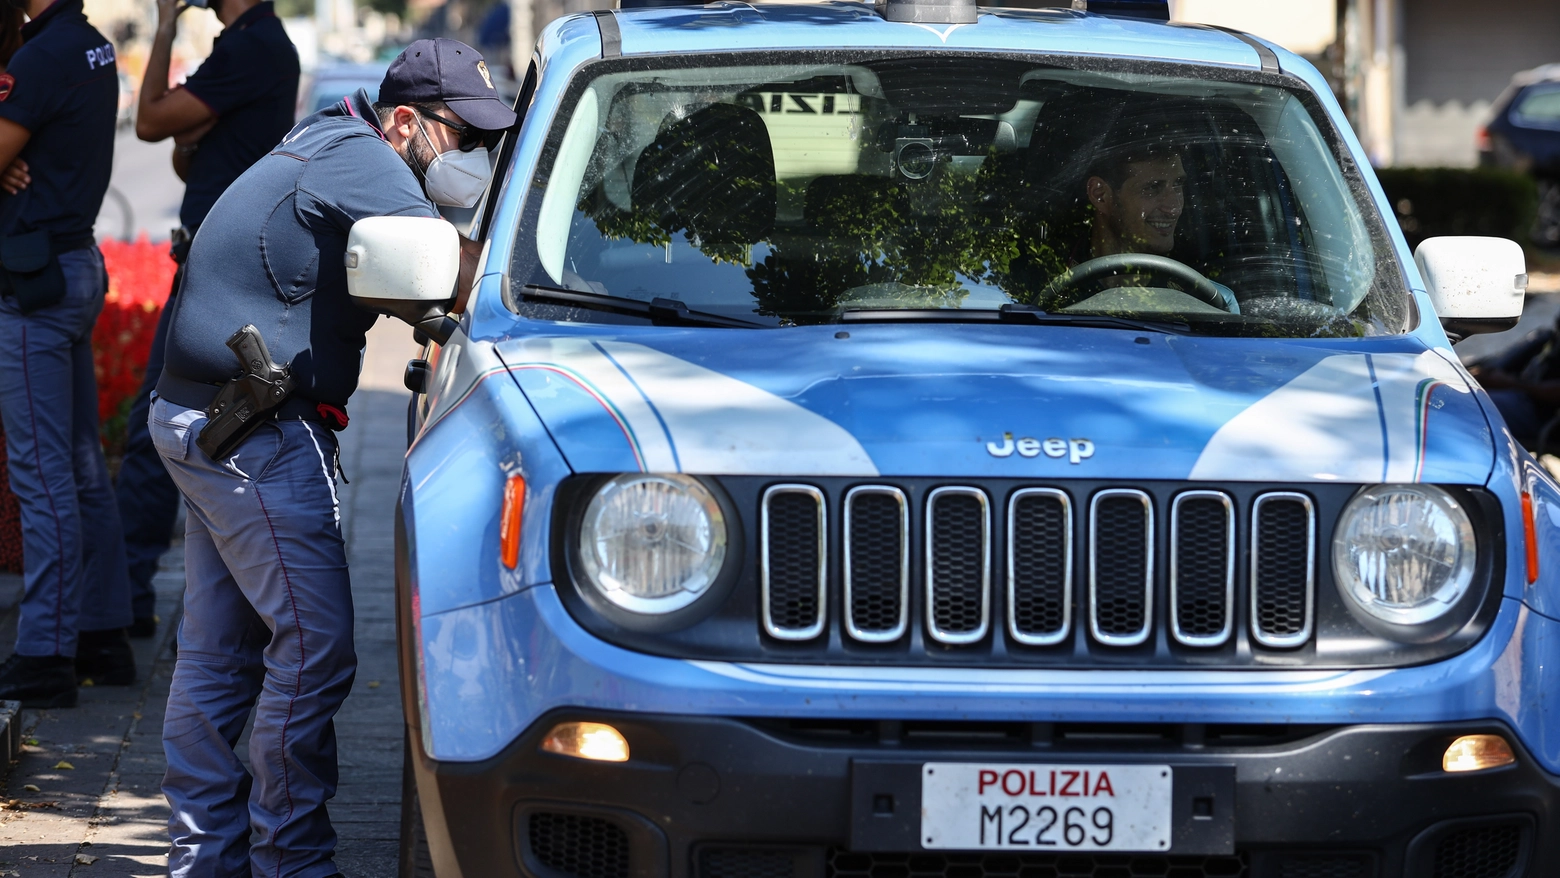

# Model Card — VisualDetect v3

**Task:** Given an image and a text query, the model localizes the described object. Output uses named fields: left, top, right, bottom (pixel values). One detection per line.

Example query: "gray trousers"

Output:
left=151, top=397, right=355, bottom=878
left=0, top=246, right=132, bottom=656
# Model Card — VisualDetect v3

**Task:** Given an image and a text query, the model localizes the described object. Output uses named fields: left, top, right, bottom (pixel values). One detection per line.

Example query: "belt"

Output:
left=155, top=372, right=327, bottom=422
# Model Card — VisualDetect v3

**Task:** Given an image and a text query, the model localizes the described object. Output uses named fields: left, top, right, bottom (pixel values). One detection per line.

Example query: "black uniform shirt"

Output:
left=179, top=1, right=299, bottom=229
left=0, top=0, right=117, bottom=250
left=158, top=89, right=437, bottom=410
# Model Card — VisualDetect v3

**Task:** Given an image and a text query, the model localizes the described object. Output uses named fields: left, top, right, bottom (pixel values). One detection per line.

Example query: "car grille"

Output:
left=1008, top=488, right=1071, bottom=645
left=925, top=488, right=991, bottom=644
left=761, top=486, right=827, bottom=640
left=760, top=482, right=1316, bottom=653
left=1251, top=493, right=1316, bottom=647
left=1431, top=821, right=1526, bottom=878
left=844, top=487, right=909, bottom=641
left=527, top=812, right=630, bottom=878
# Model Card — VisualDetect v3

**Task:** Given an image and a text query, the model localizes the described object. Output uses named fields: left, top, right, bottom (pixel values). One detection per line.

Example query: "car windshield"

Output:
left=509, top=55, right=1410, bottom=337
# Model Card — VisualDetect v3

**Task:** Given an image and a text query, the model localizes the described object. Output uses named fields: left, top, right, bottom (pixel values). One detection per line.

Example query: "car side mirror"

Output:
left=346, top=216, right=462, bottom=344
left=1413, top=236, right=1527, bottom=339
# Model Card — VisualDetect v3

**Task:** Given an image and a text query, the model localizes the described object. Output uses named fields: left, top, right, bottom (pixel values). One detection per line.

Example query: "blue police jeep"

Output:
left=344, top=0, right=1557, bottom=874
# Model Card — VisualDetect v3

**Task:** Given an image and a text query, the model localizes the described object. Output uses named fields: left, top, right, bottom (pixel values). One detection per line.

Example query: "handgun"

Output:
left=195, top=325, right=295, bottom=461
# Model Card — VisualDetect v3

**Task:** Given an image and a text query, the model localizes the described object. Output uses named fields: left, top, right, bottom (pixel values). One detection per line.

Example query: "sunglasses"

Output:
left=416, top=108, right=502, bottom=152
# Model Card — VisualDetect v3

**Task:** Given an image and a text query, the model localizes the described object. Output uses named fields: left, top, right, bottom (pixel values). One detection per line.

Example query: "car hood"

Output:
left=493, top=324, right=1494, bottom=484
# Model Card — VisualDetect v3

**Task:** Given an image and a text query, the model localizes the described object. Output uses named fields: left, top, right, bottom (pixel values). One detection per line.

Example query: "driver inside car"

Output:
left=1056, top=122, right=1238, bottom=314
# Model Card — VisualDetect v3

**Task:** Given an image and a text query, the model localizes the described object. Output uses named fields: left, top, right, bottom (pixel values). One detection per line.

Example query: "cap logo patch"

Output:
left=0, top=74, right=13, bottom=103
left=477, top=60, right=494, bottom=90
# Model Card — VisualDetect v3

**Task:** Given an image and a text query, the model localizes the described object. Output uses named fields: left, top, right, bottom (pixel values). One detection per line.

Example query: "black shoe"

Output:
left=127, top=615, right=158, bottom=639
left=76, top=628, right=137, bottom=686
left=0, top=653, right=78, bottom=708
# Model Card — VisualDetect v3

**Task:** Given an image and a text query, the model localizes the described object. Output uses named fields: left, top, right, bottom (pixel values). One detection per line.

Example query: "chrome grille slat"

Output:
left=925, top=487, right=991, bottom=644
left=1251, top=492, right=1316, bottom=648
left=1007, top=488, right=1072, bottom=646
left=760, top=485, right=826, bottom=640
left=1089, top=489, right=1153, bottom=647
left=1170, top=491, right=1235, bottom=648
left=844, top=486, right=909, bottom=642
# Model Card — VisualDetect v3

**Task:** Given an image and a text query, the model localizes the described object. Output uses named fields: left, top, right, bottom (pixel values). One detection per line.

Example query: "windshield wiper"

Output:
left=838, top=303, right=1190, bottom=334
left=519, top=284, right=765, bottom=329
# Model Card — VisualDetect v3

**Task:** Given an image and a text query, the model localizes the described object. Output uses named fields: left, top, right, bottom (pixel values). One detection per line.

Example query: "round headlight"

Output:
left=1332, top=485, right=1477, bottom=628
left=578, top=474, right=728, bottom=615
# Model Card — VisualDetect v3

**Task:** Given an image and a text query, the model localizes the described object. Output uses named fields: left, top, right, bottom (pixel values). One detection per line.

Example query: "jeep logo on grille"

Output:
left=986, top=433, right=1095, bottom=463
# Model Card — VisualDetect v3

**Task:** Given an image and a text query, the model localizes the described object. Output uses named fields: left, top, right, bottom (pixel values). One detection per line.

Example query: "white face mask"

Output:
left=415, top=116, right=491, bottom=208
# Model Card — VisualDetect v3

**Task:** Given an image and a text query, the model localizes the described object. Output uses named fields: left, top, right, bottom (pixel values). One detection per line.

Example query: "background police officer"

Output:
left=150, top=39, right=511, bottom=876
left=116, top=0, right=299, bottom=639
left=0, top=0, right=135, bottom=707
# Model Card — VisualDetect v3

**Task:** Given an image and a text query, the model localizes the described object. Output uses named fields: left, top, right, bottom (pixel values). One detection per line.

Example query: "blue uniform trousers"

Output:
left=151, top=397, right=355, bottom=878
left=116, top=280, right=182, bottom=619
left=0, top=246, right=132, bottom=656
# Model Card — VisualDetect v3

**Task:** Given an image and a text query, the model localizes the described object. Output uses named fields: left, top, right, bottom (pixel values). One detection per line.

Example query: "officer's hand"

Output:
left=156, top=0, right=188, bottom=31
left=0, top=158, right=29, bottom=195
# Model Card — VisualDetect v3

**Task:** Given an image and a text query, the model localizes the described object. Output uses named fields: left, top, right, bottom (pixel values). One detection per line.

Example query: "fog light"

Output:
left=1443, top=735, right=1515, bottom=772
left=541, top=721, right=629, bottom=763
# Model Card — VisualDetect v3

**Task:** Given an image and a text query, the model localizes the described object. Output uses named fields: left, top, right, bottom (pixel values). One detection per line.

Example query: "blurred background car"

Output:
left=1481, top=64, right=1560, bottom=246
left=297, top=59, right=392, bottom=121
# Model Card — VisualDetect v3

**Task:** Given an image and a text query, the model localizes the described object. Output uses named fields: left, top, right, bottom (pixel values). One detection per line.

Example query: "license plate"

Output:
left=920, top=763, right=1173, bottom=852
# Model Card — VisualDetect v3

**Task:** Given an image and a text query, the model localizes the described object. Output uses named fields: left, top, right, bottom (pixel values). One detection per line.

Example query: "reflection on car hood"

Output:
left=493, top=324, right=1493, bottom=484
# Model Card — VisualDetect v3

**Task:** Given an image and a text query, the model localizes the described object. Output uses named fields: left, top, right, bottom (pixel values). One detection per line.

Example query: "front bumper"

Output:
left=411, top=713, right=1560, bottom=878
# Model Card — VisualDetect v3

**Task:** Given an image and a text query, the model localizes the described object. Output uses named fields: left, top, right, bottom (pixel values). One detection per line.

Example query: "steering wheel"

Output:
left=1038, top=253, right=1238, bottom=313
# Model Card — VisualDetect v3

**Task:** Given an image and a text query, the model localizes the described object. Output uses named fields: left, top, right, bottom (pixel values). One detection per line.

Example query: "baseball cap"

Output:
left=380, top=39, right=517, bottom=132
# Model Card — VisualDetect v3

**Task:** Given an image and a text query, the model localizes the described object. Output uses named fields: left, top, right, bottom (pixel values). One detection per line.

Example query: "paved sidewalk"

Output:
left=0, top=319, right=420, bottom=876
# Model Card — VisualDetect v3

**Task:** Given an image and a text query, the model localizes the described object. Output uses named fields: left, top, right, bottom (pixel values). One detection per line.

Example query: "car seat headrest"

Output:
left=633, top=103, right=777, bottom=252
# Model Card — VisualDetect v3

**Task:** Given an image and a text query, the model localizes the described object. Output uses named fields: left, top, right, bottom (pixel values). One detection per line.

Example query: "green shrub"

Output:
left=1375, top=167, right=1537, bottom=250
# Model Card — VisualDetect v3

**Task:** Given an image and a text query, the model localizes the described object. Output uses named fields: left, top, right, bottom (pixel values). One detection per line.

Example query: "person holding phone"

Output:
left=116, top=0, right=298, bottom=639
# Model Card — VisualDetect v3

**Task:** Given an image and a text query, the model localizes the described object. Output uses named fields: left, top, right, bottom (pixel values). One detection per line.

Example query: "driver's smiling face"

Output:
left=1090, top=155, right=1187, bottom=255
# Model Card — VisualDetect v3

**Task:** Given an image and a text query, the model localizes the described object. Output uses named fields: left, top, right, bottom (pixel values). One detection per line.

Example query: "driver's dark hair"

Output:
left=1086, top=109, right=1186, bottom=189
left=1087, top=141, right=1182, bottom=190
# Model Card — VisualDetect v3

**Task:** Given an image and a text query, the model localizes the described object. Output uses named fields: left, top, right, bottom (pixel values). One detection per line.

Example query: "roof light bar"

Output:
left=1072, top=0, right=1170, bottom=20
left=876, top=0, right=977, bottom=25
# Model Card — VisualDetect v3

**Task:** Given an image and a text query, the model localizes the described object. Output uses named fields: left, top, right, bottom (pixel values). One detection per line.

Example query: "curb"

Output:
left=0, top=698, right=19, bottom=783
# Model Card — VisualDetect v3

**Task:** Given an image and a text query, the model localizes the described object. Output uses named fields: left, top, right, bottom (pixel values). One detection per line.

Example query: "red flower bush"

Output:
left=96, top=236, right=177, bottom=456
left=0, top=237, right=174, bottom=572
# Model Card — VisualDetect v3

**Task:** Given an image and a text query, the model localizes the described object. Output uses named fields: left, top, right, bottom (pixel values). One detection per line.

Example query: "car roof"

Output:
left=1511, top=63, right=1560, bottom=88
left=604, top=1, right=1270, bottom=70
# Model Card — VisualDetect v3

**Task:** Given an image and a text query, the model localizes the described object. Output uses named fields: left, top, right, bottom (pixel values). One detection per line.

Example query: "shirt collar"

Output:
left=21, top=0, right=81, bottom=40
left=344, top=88, right=389, bottom=141
left=227, top=1, right=275, bottom=32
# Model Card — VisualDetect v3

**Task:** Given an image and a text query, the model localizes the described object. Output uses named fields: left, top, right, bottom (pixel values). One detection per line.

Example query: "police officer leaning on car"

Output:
left=150, top=38, right=512, bottom=877
left=117, top=0, right=299, bottom=640
left=0, top=0, right=137, bottom=708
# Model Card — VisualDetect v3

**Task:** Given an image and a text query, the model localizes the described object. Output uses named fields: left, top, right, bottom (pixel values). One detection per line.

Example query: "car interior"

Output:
left=529, top=60, right=1404, bottom=334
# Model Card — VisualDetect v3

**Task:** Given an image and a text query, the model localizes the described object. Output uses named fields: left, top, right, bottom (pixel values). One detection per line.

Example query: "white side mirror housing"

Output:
left=346, top=216, right=461, bottom=341
left=1413, top=236, right=1527, bottom=338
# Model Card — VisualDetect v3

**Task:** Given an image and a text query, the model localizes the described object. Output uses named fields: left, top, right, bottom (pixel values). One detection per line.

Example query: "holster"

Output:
left=0, top=229, right=66, bottom=314
left=195, top=325, right=297, bottom=461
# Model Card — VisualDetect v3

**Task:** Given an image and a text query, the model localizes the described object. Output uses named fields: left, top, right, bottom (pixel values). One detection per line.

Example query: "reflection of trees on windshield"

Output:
left=555, top=73, right=1408, bottom=338
left=578, top=152, right=1097, bottom=323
